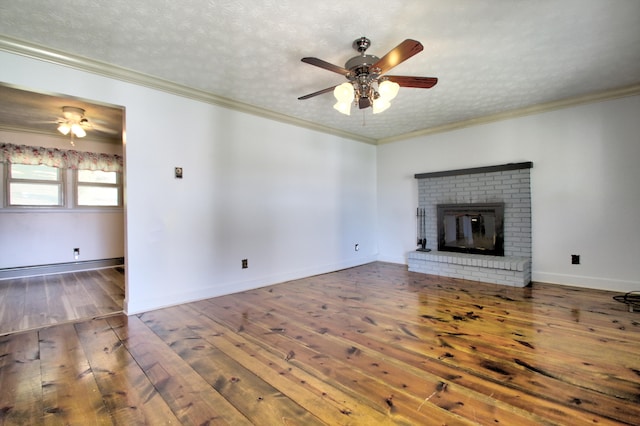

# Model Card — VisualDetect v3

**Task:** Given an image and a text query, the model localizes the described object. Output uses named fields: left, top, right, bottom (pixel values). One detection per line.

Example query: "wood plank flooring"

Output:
left=1, top=262, right=639, bottom=425
left=0, top=267, right=124, bottom=336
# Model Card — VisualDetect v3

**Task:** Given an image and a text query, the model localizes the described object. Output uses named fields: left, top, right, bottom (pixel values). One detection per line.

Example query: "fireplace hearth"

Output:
left=437, top=203, right=504, bottom=256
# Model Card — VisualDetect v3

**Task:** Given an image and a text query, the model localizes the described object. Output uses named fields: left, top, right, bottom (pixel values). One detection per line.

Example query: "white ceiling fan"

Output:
left=54, top=106, right=118, bottom=145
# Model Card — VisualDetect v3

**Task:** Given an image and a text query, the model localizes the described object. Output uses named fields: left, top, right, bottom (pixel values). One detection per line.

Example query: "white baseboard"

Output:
left=375, top=254, right=407, bottom=265
left=124, top=256, right=377, bottom=315
left=533, top=271, right=639, bottom=293
left=0, top=258, right=125, bottom=280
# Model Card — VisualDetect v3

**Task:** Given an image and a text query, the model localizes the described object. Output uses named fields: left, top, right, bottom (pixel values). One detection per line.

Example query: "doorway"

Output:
left=0, top=83, right=126, bottom=335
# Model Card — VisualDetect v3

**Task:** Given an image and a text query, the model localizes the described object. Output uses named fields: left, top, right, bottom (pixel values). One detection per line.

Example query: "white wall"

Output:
left=0, top=210, right=124, bottom=267
left=0, top=131, right=124, bottom=268
left=377, top=95, right=640, bottom=292
left=3, top=50, right=635, bottom=309
left=0, top=51, right=378, bottom=314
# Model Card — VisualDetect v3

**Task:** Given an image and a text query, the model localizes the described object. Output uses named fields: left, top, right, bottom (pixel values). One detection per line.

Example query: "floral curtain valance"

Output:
left=1, top=143, right=123, bottom=172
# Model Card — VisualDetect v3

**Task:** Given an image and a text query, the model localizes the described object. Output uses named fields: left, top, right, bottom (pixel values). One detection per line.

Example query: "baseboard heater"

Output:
left=0, top=257, right=125, bottom=280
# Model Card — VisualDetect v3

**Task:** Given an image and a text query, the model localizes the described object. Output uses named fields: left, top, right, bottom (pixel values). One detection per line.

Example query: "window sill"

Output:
left=0, top=207, right=124, bottom=214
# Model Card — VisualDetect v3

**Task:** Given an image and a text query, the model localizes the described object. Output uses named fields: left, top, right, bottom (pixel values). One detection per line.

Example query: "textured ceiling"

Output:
left=0, top=84, right=124, bottom=143
left=1, top=0, right=640, bottom=144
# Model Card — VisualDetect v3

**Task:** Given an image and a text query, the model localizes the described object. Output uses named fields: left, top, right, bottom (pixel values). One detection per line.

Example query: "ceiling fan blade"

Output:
left=90, top=123, right=119, bottom=134
left=301, top=57, right=350, bottom=75
left=372, top=39, right=424, bottom=75
left=386, top=76, right=438, bottom=88
left=30, top=120, right=62, bottom=124
left=298, top=85, right=337, bottom=100
left=78, top=119, right=119, bottom=134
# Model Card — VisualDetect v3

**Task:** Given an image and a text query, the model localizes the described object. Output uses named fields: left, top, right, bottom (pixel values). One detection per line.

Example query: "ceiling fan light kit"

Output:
left=54, top=106, right=118, bottom=145
left=333, top=82, right=355, bottom=115
left=56, top=106, right=88, bottom=144
left=299, top=37, right=438, bottom=116
left=372, top=96, right=391, bottom=115
left=71, top=123, right=87, bottom=138
left=378, top=79, right=400, bottom=101
left=57, top=122, right=71, bottom=135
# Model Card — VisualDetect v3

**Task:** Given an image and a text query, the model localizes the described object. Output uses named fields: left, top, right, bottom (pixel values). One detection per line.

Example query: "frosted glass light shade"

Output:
left=71, top=123, right=86, bottom=138
left=333, top=82, right=354, bottom=103
left=333, top=101, right=351, bottom=115
left=57, top=123, right=71, bottom=135
left=378, top=80, right=399, bottom=100
left=372, top=98, right=391, bottom=114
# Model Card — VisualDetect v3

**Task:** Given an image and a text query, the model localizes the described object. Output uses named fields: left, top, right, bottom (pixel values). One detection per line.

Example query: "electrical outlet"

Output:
left=242, top=259, right=248, bottom=269
left=571, top=254, right=580, bottom=265
left=354, top=243, right=360, bottom=251
left=73, top=248, right=80, bottom=260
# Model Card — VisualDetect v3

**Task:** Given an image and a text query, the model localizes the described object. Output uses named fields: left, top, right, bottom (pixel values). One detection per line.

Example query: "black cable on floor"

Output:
left=613, top=291, right=640, bottom=312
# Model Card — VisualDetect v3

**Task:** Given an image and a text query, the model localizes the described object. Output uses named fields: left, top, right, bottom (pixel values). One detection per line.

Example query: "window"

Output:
left=76, top=169, right=122, bottom=207
left=7, top=163, right=63, bottom=206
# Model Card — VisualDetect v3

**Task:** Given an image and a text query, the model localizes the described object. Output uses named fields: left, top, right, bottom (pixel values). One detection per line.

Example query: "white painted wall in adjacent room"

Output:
left=377, top=95, right=640, bottom=292
left=0, top=51, right=378, bottom=314
left=0, top=210, right=124, bottom=267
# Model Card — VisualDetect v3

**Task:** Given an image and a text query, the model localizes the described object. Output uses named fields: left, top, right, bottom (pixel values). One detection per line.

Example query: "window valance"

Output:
left=1, top=142, right=123, bottom=172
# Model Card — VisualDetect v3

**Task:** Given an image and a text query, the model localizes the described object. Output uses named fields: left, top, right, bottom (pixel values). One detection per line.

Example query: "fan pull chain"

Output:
left=362, top=109, right=366, bottom=127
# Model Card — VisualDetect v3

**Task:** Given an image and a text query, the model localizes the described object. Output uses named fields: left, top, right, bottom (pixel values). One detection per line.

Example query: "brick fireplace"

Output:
left=407, top=162, right=533, bottom=286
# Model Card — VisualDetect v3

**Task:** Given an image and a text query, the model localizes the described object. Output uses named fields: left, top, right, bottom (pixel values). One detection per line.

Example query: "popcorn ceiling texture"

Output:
left=1, top=0, right=639, bottom=141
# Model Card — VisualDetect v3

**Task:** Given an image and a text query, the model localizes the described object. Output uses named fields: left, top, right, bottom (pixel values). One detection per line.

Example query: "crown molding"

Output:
left=0, top=36, right=376, bottom=145
left=3, top=35, right=638, bottom=147
left=379, top=83, right=640, bottom=144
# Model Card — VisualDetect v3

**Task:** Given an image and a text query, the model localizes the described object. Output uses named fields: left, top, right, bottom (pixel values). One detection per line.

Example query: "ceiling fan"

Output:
left=298, top=37, right=438, bottom=115
left=53, top=106, right=118, bottom=145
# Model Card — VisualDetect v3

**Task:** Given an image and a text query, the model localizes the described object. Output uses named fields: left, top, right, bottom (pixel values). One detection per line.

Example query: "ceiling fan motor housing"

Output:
left=62, top=106, right=85, bottom=121
left=345, top=54, right=380, bottom=76
left=345, top=54, right=381, bottom=107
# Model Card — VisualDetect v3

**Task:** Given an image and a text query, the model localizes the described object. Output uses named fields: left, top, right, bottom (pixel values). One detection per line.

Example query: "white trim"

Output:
left=123, top=256, right=376, bottom=315
left=376, top=254, right=407, bottom=265
left=532, top=271, right=639, bottom=293
left=3, top=35, right=638, bottom=146
left=377, top=84, right=640, bottom=144
left=0, top=36, right=375, bottom=145
left=0, top=258, right=124, bottom=280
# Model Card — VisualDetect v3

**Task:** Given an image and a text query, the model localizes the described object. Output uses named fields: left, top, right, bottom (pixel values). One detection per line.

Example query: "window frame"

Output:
left=73, top=168, right=123, bottom=208
left=5, top=163, right=65, bottom=208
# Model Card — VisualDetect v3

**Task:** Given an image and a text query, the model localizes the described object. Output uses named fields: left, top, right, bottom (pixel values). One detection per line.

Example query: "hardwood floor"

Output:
left=0, top=267, right=124, bottom=336
left=1, top=262, right=638, bottom=425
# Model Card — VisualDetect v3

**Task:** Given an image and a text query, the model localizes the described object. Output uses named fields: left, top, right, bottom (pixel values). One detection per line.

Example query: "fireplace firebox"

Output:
left=437, top=203, right=504, bottom=256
